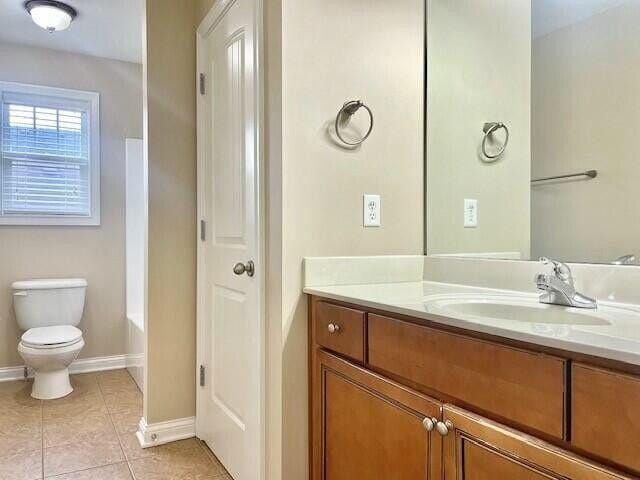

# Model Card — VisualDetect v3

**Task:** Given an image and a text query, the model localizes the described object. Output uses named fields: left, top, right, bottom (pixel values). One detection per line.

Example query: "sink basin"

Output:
left=423, top=294, right=620, bottom=326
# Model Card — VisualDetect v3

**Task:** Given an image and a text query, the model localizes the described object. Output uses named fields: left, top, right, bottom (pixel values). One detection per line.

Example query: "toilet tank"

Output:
left=12, top=279, right=87, bottom=331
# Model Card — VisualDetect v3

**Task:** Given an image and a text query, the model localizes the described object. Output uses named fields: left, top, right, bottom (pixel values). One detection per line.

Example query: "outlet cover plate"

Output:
left=464, top=198, right=478, bottom=228
left=363, top=194, right=381, bottom=227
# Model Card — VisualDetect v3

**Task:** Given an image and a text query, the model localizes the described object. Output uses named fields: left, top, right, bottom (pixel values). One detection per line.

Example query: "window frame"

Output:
left=0, top=81, right=100, bottom=226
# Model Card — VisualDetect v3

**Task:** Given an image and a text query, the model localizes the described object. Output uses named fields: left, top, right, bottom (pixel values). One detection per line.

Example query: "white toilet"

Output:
left=13, top=278, right=87, bottom=400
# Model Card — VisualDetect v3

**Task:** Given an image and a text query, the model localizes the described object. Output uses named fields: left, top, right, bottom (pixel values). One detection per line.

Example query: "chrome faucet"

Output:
left=535, top=257, right=597, bottom=309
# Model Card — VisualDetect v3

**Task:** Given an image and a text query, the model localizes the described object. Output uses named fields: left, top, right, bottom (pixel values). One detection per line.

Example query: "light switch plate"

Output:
left=363, top=194, right=381, bottom=227
left=464, top=198, right=478, bottom=228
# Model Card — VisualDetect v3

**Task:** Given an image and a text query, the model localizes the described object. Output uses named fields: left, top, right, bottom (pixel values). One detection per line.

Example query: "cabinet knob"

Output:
left=327, top=323, right=340, bottom=334
left=422, top=417, right=435, bottom=432
left=436, top=420, right=453, bottom=436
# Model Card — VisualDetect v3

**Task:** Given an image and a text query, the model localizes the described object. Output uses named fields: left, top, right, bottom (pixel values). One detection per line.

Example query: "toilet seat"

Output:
left=21, top=325, right=83, bottom=350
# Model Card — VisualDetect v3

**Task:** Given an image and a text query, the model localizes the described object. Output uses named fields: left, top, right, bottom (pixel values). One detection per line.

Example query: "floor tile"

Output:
left=0, top=380, right=42, bottom=423
left=110, top=411, right=141, bottom=435
left=96, top=369, right=132, bottom=383
left=129, top=444, right=226, bottom=480
left=44, top=412, right=115, bottom=448
left=120, top=435, right=198, bottom=462
left=0, top=371, right=235, bottom=480
left=103, top=389, right=142, bottom=415
left=119, top=432, right=152, bottom=461
left=44, top=434, right=125, bottom=477
left=100, top=380, right=139, bottom=396
left=0, top=402, right=42, bottom=430
left=45, top=462, right=133, bottom=479
left=0, top=449, right=42, bottom=480
left=198, top=442, right=229, bottom=475
left=68, top=373, right=100, bottom=392
left=96, top=370, right=136, bottom=387
left=97, top=370, right=139, bottom=396
left=43, top=391, right=107, bottom=421
left=0, top=379, right=36, bottom=400
left=0, top=421, right=42, bottom=456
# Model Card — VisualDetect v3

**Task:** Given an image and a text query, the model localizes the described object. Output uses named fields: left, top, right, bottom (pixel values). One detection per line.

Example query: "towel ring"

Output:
left=482, top=122, right=509, bottom=160
left=335, top=100, right=374, bottom=146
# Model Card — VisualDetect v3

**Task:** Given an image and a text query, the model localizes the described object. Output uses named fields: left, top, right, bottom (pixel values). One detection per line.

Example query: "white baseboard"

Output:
left=0, top=354, right=131, bottom=383
left=136, top=416, right=196, bottom=448
left=0, top=365, right=28, bottom=383
left=70, top=355, right=128, bottom=374
left=125, top=353, right=144, bottom=369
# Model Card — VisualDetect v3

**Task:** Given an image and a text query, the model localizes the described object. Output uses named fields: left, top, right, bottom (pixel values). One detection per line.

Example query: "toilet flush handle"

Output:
left=13, top=291, right=27, bottom=297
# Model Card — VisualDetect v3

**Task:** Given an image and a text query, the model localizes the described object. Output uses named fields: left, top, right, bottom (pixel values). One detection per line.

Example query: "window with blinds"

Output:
left=0, top=82, right=100, bottom=225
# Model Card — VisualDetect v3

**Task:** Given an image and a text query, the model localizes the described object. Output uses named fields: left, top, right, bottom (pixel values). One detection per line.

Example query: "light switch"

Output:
left=363, top=194, right=381, bottom=227
left=464, top=199, right=478, bottom=228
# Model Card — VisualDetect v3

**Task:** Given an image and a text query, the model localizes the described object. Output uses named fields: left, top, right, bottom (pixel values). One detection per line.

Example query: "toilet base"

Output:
left=32, top=368, right=74, bottom=400
left=18, top=337, right=84, bottom=400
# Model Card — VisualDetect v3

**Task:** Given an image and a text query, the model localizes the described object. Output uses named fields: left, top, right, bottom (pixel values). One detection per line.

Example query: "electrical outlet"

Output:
left=464, top=198, right=478, bottom=228
left=363, top=194, right=381, bottom=227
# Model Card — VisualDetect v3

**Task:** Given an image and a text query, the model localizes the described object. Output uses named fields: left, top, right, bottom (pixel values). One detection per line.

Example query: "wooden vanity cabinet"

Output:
left=309, top=297, right=639, bottom=480
left=311, top=350, right=443, bottom=480
left=314, top=301, right=366, bottom=363
left=572, top=363, right=640, bottom=474
left=441, top=405, right=633, bottom=480
left=368, top=313, right=567, bottom=439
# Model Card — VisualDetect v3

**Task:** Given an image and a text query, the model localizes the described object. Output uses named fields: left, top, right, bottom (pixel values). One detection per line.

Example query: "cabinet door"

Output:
left=572, top=363, right=640, bottom=474
left=442, top=405, right=633, bottom=480
left=312, top=350, right=442, bottom=480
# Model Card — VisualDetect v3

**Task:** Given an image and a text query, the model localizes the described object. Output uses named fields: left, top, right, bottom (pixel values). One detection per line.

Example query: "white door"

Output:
left=197, top=0, right=262, bottom=479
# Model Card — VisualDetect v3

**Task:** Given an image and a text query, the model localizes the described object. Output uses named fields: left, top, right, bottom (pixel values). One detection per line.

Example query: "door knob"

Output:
left=233, top=260, right=255, bottom=277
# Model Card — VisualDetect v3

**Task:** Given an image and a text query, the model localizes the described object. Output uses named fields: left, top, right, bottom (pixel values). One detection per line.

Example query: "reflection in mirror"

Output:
left=426, top=0, right=639, bottom=265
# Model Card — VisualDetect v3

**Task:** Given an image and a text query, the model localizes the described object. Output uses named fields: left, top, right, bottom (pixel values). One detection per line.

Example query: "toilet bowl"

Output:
left=12, top=278, right=87, bottom=400
left=18, top=326, right=85, bottom=399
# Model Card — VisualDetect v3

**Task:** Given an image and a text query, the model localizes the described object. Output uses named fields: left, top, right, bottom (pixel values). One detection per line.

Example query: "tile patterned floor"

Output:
left=0, top=370, right=232, bottom=480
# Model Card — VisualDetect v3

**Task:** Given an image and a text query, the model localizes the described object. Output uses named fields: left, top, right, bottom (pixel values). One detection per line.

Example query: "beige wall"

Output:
left=0, top=42, right=142, bottom=369
left=145, top=0, right=198, bottom=424
left=426, top=0, right=531, bottom=258
left=280, top=0, right=424, bottom=477
left=263, top=0, right=284, bottom=478
left=531, top=3, right=640, bottom=263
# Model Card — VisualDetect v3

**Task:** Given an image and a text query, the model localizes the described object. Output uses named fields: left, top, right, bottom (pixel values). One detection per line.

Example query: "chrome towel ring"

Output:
left=482, top=122, right=509, bottom=160
left=335, top=100, right=374, bottom=147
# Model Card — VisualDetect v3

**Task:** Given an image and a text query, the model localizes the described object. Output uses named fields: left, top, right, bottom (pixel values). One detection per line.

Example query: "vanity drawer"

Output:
left=367, top=314, right=567, bottom=439
left=314, top=302, right=365, bottom=362
left=572, top=364, right=640, bottom=473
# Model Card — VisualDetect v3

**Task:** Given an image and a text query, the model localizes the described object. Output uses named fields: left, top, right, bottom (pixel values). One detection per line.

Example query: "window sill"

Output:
left=0, top=215, right=100, bottom=226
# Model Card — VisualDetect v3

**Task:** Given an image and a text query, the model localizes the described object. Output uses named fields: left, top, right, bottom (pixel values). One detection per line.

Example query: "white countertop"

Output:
left=304, top=281, right=640, bottom=366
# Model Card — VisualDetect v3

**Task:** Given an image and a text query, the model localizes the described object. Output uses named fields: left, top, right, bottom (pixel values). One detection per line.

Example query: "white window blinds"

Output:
left=1, top=93, right=91, bottom=217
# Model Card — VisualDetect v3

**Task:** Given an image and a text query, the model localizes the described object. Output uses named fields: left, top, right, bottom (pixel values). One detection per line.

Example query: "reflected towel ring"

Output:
left=335, top=100, right=374, bottom=146
left=482, top=122, right=509, bottom=160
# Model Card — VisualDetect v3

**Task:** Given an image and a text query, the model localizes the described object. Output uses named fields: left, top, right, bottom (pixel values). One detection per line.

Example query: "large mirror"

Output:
left=425, top=0, right=639, bottom=265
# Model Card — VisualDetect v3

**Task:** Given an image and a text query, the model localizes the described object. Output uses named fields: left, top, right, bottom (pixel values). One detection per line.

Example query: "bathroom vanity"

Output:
left=304, top=1, right=640, bottom=477
left=306, top=279, right=640, bottom=480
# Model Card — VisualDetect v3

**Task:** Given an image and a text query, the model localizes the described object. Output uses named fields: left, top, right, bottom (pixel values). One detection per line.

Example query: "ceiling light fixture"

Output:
left=24, top=0, right=77, bottom=33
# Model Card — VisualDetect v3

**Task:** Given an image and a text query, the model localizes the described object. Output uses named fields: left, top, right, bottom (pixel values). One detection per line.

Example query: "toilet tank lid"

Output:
left=12, top=278, right=88, bottom=290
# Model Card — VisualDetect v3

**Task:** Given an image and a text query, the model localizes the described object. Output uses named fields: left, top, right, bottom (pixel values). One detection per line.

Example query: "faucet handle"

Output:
left=539, top=257, right=573, bottom=283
